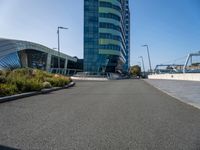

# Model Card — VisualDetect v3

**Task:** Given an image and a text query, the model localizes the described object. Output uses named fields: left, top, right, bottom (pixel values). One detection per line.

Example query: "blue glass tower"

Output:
left=84, top=0, right=130, bottom=73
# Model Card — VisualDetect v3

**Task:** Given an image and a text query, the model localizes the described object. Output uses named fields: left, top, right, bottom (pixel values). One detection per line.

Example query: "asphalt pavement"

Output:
left=0, top=80, right=200, bottom=150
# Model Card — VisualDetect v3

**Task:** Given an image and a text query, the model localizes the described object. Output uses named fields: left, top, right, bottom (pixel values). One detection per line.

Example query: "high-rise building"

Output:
left=84, top=0, right=130, bottom=73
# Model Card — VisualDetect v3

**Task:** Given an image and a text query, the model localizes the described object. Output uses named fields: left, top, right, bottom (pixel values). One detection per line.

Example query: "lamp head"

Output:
left=142, top=44, right=148, bottom=47
left=58, top=26, right=68, bottom=30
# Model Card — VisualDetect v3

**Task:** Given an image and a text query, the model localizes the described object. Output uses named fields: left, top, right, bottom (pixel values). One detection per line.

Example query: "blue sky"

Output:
left=0, top=0, right=200, bottom=69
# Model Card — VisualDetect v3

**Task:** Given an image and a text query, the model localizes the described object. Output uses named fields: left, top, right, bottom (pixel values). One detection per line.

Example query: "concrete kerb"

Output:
left=71, top=76, right=108, bottom=81
left=0, top=82, right=75, bottom=103
left=143, top=79, right=200, bottom=110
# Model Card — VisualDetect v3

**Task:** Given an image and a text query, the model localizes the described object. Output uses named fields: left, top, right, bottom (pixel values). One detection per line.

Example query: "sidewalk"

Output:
left=145, top=79, right=200, bottom=109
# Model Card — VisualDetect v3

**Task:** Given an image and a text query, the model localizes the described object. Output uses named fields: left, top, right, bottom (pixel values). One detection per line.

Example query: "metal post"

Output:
left=57, top=26, right=68, bottom=74
left=142, top=44, right=152, bottom=74
left=139, top=56, right=145, bottom=76
left=146, top=45, right=152, bottom=73
left=57, top=27, right=60, bottom=73
left=137, top=62, right=141, bottom=67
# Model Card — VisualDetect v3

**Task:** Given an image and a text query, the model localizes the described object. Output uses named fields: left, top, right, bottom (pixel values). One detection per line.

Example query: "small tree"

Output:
left=130, top=65, right=141, bottom=77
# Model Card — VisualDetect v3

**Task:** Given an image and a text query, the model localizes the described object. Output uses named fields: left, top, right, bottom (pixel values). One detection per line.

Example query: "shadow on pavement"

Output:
left=0, top=145, right=19, bottom=150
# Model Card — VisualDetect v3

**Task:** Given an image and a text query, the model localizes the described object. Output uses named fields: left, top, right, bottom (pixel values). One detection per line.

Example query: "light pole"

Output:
left=139, top=56, right=145, bottom=76
left=137, top=62, right=141, bottom=67
left=142, top=44, right=152, bottom=74
left=57, top=26, right=68, bottom=73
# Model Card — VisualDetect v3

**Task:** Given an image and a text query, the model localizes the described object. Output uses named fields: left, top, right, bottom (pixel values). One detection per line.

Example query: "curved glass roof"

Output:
left=0, top=38, right=76, bottom=62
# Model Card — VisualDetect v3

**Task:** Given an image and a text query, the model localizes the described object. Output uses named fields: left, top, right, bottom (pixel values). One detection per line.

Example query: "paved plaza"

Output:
left=0, top=80, right=200, bottom=150
left=145, top=79, right=200, bottom=109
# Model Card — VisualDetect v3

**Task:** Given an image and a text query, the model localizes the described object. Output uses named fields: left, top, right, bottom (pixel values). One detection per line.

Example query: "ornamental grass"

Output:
left=0, top=68, right=72, bottom=97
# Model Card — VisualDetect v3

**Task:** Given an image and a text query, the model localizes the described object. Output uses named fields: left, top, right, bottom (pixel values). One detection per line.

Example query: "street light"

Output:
left=57, top=26, right=68, bottom=73
left=142, top=44, right=152, bottom=74
left=137, top=62, right=141, bottom=67
left=138, top=56, right=145, bottom=72
left=138, top=56, right=145, bottom=76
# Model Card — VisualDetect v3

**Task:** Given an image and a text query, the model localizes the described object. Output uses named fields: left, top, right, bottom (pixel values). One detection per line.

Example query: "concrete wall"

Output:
left=46, top=53, right=52, bottom=71
left=19, top=50, right=28, bottom=68
left=148, top=73, right=200, bottom=81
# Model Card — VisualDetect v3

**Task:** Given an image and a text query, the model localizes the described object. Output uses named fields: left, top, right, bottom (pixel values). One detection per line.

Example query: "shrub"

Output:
left=0, top=70, right=5, bottom=76
left=13, top=68, right=32, bottom=76
left=130, top=65, right=141, bottom=76
left=22, top=79, right=43, bottom=92
left=0, top=84, right=18, bottom=97
left=16, top=78, right=43, bottom=92
left=32, top=69, right=54, bottom=82
left=5, top=70, right=11, bottom=77
left=9, top=75, right=43, bottom=93
left=45, top=76, right=71, bottom=87
left=0, top=76, right=7, bottom=83
left=42, top=81, right=52, bottom=89
left=7, top=69, right=28, bottom=81
left=0, top=68, right=72, bottom=96
left=45, top=77, right=65, bottom=87
left=11, top=76, right=26, bottom=92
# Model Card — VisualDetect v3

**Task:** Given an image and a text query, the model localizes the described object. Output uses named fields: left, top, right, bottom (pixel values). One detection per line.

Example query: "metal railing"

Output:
left=154, top=51, right=200, bottom=74
left=49, top=68, right=82, bottom=76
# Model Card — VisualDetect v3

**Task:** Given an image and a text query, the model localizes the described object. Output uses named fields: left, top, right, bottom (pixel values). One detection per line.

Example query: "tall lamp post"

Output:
left=57, top=26, right=68, bottom=73
left=142, top=44, right=152, bottom=74
left=137, top=62, right=141, bottom=67
left=139, top=56, right=145, bottom=76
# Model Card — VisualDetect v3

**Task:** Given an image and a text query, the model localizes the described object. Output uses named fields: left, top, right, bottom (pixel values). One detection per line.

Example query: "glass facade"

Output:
left=124, top=0, right=130, bottom=71
left=84, top=0, right=130, bottom=73
left=0, top=38, right=77, bottom=71
left=25, top=50, right=47, bottom=70
left=0, top=52, right=21, bottom=70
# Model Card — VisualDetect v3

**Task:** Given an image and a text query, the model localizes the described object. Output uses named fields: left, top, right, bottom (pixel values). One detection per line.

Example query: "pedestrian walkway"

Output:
left=145, top=79, right=200, bottom=109
left=0, top=80, right=200, bottom=149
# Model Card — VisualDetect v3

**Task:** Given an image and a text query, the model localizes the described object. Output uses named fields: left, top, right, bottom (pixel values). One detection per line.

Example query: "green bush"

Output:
left=22, top=79, right=43, bottom=92
left=0, top=76, right=7, bottom=83
left=31, top=69, right=54, bottom=82
left=0, top=84, right=18, bottom=97
left=44, top=74, right=71, bottom=87
left=45, top=77, right=65, bottom=87
left=0, top=68, right=72, bottom=96
left=12, top=68, right=32, bottom=76
left=130, top=65, right=141, bottom=76
left=12, top=77, right=43, bottom=92
left=0, top=70, right=7, bottom=84
left=0, top=70, right=5, bottom=76
left=5, top=70, right=11, bottom=77
left=42, top=81, right=52, bottom=88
